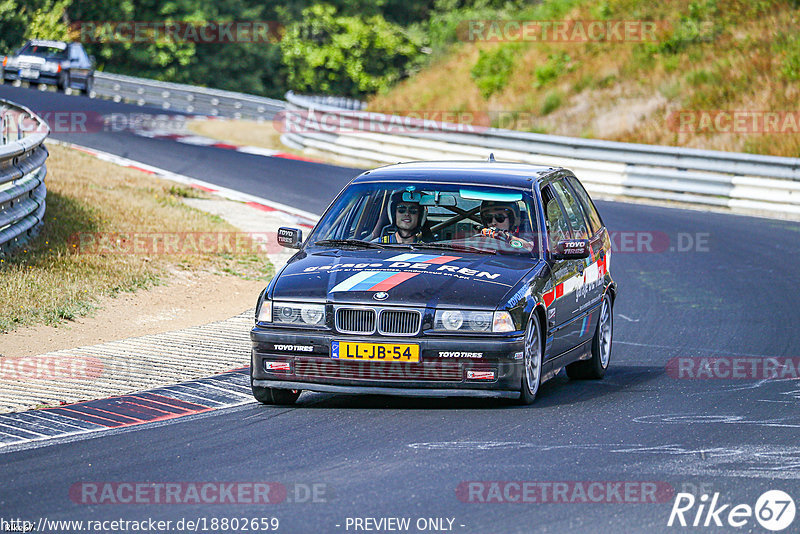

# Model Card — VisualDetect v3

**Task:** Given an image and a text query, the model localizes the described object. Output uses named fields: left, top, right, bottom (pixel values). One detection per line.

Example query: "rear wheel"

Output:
left=251, top=381, right=301, bottom=405
left=517, top=312, right=543, bottom=404
left=566, top=293, right=613, bottom=379
left=84, top=75, right=94, bottom=96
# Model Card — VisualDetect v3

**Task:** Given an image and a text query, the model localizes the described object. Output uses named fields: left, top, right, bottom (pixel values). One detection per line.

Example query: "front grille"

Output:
left=336, top=308, right=376, bottom=334
left=379, top=309, right=421, bottom=336
left=295, top=359, right=462, bottom=382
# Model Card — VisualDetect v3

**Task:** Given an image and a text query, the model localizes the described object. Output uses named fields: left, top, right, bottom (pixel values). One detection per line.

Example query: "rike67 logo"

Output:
left=668, top=490, right=796, bottom=531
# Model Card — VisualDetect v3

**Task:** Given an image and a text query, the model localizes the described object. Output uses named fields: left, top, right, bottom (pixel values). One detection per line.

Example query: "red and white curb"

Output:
left=133, top=128, right=322, bottom=163
left=48, top=139, right=319, bottom=228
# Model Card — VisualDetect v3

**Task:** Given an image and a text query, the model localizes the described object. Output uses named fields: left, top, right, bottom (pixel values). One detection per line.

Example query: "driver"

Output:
left=378, top=191, right=427, bottom=244
left=479, top=200, right=535, bottom=251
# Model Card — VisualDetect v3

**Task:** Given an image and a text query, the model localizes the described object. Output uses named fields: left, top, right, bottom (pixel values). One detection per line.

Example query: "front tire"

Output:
left=58, top=72, right=71, bottom=93
left=517, top=312, right=543, bottom=404
left=566, top=292, right=613, bottom=379
left=83, top=75, right=94, bottom=96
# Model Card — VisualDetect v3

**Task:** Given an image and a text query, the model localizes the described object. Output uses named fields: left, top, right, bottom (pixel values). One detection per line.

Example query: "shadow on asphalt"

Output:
left=283, top=365, right=665, bottom=411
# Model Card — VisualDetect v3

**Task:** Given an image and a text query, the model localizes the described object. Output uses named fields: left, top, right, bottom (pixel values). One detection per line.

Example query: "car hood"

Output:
left=272, top=249, right=542, bottom=308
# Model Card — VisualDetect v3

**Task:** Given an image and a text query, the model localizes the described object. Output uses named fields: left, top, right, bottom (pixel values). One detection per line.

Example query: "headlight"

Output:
left=41, top=62, right=60, bottom=73
left=3, top=57, right=17, bottom=68
left=272, top=302, right=326, bottom=327
left=434, top=310, right=497, bottom=332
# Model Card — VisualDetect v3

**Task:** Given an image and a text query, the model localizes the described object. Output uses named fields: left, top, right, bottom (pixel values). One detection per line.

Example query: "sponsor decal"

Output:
left=438, top=352, right=483, bottom=359
left=272, top=344, right=313, bottom=352
left=542, top=255, right=608, bottom=308
left=312, top=254, right=505, bottom=293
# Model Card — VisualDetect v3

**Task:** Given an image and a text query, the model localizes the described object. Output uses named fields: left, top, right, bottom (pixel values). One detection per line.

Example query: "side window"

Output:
left=77, top=46, right=90, bottom=63
left=68, top=45, right=78, bottom=61
left=541, top=184, right=572, bottom=246
left=551, top=180, right=589, bottom=239
left=566, top=175, right=602, bottom=235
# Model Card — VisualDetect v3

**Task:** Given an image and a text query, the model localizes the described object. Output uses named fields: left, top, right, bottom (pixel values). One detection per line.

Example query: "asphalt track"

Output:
left=2, top=84, right=800, bottom=533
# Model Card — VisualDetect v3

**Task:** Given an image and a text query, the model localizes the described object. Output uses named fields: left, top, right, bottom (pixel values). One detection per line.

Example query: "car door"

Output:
left=550, top=177, right=600, bottom=347
left=67, top=44, right=86, bottom=84
left=540, top=183, right=577, bottom=359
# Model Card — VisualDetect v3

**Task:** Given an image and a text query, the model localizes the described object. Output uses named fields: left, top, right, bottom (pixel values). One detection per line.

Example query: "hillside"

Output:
left=368, top=0, right=800, bottom=157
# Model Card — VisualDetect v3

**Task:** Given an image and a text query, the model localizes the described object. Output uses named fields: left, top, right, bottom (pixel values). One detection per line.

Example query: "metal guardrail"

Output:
left=283, top=91, right=800, bottom=216
left=93, top=72, right=285, bottom=120
left=0, top=99, right=49, bottom=254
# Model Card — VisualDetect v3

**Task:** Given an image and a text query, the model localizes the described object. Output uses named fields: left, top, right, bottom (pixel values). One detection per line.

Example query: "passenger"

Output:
left=479, top=200, right=534, bottom=251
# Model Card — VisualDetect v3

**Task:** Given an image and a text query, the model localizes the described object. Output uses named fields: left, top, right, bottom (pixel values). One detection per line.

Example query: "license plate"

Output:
left=20, top=68, right=39, bottom=79
left=332, top=341, right=419, bottom=363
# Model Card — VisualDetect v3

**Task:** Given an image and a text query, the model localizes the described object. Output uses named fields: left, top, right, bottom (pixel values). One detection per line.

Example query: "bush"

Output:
left=470, top=44, right=517, bottom=99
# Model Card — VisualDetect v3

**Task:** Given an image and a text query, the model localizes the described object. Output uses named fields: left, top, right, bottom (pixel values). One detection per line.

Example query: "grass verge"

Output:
left=0, top=144, right=273, bottom=333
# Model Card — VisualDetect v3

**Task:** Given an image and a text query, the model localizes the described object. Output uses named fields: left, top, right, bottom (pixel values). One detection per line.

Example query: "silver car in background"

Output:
left=1, top=39, right=95, bottom=94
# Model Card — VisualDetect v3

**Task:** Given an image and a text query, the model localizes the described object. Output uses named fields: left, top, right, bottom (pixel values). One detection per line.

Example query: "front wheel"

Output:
left=252, top=382, right=301, bottom=405
left=517, top=312, right=543, bottom=404
left=58, top=72, right=71, bottom=93
left=83, top=75, right=94, bottom=96
left=566, top=292, right=613, bottom=379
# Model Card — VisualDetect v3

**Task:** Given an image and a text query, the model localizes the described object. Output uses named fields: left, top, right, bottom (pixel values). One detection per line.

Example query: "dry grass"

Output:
left=0, top=144, right=274, bottom=332
left=186, top=118, right=287, bottom=150
left=369, top=0, right=800, bottom=157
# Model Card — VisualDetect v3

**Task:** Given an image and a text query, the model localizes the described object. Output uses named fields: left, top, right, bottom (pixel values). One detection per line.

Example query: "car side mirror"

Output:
left=89, top=55, right=96, bottom=64
left=277, top=227, right=302, bottom=249
left=552, top=239, right=590, bottom=260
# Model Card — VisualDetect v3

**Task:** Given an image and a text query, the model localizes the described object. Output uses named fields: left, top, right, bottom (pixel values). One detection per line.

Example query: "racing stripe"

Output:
left=386, top=254, right=460, bottom=264
left=367, top=272, right=420, bottom=291
left=329, top=271, right=392, bottom=293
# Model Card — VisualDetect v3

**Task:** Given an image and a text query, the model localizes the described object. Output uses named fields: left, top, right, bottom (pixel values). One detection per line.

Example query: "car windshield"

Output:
left=18, top=43, right=67, bottom=59
left=308, top=181, right=541, bottom=257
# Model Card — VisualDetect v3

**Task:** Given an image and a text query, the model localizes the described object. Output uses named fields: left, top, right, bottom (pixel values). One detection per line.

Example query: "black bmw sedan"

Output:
left=251, top=161, right=616, bottom=405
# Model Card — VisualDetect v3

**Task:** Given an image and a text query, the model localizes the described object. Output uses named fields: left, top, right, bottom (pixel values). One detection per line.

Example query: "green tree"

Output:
left=280, top=3, right=420, bottom=96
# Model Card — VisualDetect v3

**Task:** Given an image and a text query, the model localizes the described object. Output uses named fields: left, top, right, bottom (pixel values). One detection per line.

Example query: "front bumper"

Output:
left=2, top=70, right=59, bottom=85
left=251, top=327, right=525, bottom=398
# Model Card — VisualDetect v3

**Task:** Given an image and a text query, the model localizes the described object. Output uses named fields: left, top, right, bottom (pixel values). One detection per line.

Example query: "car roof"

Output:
left=28, top=39, right=68, bottom=49
left=352, top=161, right=564, bottom=188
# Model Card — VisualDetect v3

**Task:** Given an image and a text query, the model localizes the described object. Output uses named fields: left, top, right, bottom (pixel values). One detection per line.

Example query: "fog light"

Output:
left=264, top=361, right=291, bottom=372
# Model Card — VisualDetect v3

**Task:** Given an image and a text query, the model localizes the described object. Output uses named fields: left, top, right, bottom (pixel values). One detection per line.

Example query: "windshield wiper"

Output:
left=408, top=242, right=497, bottom=255
left=313, top=239, right=386, bottom=249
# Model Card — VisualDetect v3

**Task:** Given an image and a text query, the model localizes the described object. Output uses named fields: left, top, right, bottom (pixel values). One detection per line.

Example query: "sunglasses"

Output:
left=482, top=212, right=509, bottom=224
left=396, top=205, right=419, bottom=215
